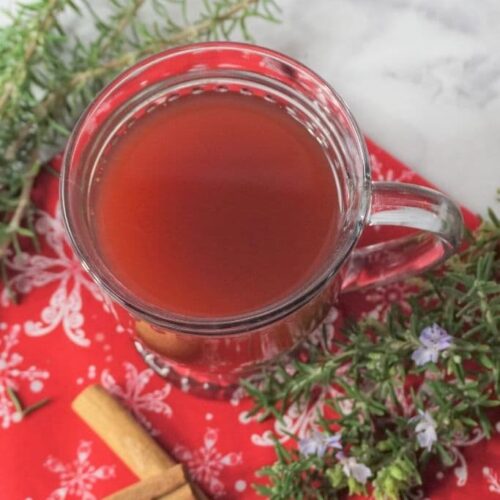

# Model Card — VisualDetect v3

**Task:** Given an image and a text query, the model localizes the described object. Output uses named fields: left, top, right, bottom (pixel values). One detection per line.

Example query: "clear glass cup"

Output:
left=61, top=42, right=463, bottom=397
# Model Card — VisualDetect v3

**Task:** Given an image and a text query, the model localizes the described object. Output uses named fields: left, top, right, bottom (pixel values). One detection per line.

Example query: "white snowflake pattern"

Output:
left=101, top=362, right=172, bottom=435
left=363, top=282, right=413, bottom=321
left=45, top=440, right=115, bottom=499
left=370, top=153, right=414, bottom=183
left=1, top=205, right=117, bottom=347
left=483, top=466, right=500, bottom=494
left=241, top=384, right=345, bottom=446
left=449, top=427, right=487, bottom=487
left=0, top=323, right=49, bottom=429
left=174, top=427, right=242, bottom=498
left=306, top=307, right=338, bottom=352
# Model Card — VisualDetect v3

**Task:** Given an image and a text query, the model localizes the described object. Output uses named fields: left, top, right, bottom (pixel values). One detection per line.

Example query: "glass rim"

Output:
left=60, top=41, right=372, bottom=335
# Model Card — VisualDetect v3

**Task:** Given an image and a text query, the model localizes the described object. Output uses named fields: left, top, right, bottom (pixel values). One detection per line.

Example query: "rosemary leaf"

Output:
left=245, top=210, right=500, bottom=499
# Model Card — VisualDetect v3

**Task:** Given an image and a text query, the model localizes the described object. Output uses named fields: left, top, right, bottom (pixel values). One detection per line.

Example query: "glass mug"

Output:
left=61, top=42, right=463, bottom=396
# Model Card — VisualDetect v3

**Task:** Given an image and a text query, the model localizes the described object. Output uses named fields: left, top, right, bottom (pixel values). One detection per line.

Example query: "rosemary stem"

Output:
left=0, top=0, right=63, bottom=113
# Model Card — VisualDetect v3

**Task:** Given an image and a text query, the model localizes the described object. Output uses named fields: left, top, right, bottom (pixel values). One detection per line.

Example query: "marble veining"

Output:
left=256, top=0, right=500, bottom=213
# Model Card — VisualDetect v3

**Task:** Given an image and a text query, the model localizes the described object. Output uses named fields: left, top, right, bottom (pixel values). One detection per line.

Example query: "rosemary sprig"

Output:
left=6, top=385, right=50, bottom=420
left=6, top=386, right=24, bottom=415
left=244, top=210, right=500, bottom=499
left=0, top=0, right=279, bottom=262
left=22, top=397, right=51, bottom=416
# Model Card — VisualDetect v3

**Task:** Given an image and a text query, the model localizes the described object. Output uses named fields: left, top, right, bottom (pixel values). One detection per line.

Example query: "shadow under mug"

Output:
left=61, top=42, right=464, bottom=397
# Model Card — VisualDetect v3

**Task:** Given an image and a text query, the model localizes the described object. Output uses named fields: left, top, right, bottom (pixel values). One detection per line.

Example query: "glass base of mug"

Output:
left=134, top=340, right=243, bottom=400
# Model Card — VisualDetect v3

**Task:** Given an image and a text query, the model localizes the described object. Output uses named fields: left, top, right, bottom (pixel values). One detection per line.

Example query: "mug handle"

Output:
left=341, top=182, right=464, bottom=292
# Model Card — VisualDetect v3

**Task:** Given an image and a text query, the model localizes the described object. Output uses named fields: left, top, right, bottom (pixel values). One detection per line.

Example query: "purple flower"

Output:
left=411, top=324, right=453, bottom=366
left=299, top=430, right=342, bottom=458
left=411, top=410, right=437, bottom=451
left=336, top=452, right=372, bottom=484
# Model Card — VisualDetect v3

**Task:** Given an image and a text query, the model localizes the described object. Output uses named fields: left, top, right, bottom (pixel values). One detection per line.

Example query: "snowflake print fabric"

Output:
left=0, top=324, right=49, bottom=429
left=101, top=362, right=172, bottom=435
left=1, top=205, right=119, bottom=346
left=174, top=428, right=242, bottom=498
left=0, top=146, right=492, bottom=500
left=45, top=440, right=115, bottom=500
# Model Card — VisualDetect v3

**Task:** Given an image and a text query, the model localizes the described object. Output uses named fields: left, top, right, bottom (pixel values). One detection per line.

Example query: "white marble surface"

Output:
left=255, top=0, right=500, bottom=214
left=2, top=0, right=499, bottom=213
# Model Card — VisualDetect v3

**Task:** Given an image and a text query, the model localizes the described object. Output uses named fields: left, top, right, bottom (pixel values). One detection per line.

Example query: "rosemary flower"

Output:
left=336, top=452, right=372, bottom=484
left=411, top=324, right=453, bottom=366
left=299, top=430, right=342, bottom=458
left=411, top=410, right=438, bottom=451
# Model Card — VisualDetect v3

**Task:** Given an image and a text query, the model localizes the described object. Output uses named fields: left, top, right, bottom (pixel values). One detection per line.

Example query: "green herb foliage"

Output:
left=0, top=0, right=278, bottom=262
left=244, top=210, right=500, bottom=499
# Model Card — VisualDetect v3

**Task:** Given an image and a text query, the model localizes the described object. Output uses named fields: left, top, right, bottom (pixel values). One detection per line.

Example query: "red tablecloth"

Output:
left=0, top=140, right=496, bottom=500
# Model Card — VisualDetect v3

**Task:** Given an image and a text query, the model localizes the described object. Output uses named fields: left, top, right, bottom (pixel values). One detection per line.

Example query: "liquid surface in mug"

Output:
left=93, top=92, right=340, bottom=317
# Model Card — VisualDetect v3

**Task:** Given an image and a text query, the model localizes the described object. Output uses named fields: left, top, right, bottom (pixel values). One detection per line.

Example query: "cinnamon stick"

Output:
left=158, top=483, right=196, bottom=500
left=72, top=384, right=175, bottom=478
left=103, top=465, right=186, bottom=500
